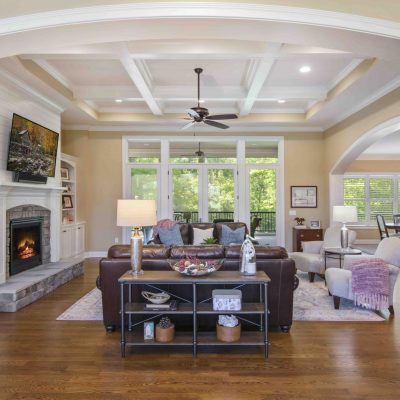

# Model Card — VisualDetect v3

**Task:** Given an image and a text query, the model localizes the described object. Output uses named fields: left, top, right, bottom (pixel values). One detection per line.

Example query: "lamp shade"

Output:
left=117, top=199, right=157, bottom=227
left=332, top=205, right=358, bottom=223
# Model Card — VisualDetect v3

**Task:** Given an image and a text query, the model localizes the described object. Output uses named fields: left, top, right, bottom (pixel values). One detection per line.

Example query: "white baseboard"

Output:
left=354, top=239, right=380, bottom=245
left=85, top=251, right=107, bottom=258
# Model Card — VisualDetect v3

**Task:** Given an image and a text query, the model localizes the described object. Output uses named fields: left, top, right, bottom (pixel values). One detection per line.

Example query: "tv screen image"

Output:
left=7, top=114, right=59, bottom=177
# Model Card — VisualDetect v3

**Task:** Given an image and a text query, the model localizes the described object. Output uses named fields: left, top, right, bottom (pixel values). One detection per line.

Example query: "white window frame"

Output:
left=122, top=136, right=285, bottom=246
left=344, top=172, right=399, bottom=227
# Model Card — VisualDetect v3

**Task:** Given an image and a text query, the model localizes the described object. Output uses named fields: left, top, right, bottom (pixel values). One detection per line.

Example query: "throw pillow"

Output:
left=193, top=227, right=214, bottom=245
left=158, top=225, right=184, bottom=245
left=219, top=225, right=245, bottom=245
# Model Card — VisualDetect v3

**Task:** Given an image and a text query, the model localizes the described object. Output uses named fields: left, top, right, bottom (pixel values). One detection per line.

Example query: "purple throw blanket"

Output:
left=351, top=258, right=389, bottom=310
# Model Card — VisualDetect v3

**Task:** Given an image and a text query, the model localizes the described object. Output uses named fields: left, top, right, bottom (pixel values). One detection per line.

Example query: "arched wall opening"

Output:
left=329, top=115, right=400, bottom=225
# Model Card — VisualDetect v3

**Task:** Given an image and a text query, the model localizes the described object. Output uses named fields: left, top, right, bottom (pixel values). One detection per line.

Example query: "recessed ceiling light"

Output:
left=143, top=143, right=149, bottom=146
left=299, top=65, right=311, bottom=73
left=277, top=99, right=286, bottom=104
left=115, top=99, right=123, bottom=103
left=199, top=99, right=205, bottom=103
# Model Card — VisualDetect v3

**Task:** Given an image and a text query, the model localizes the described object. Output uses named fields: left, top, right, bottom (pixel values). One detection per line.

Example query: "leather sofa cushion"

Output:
left=108, top=244, right=170, bottom=259
left=170, top=245, right=225, bottom=259
left=225, top=245, right=288, bottom=259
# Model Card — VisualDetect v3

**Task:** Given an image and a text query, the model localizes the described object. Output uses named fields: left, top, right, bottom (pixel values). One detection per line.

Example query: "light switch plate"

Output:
left=289, top=210, right=297, bottom=216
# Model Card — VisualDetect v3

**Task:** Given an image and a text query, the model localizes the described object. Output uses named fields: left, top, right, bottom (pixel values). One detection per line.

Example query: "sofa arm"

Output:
left=343, top=254, right=375, bottom=270
left=302, top=241, right=323, bottom=254
left=96, top=275, right=102, bottom=291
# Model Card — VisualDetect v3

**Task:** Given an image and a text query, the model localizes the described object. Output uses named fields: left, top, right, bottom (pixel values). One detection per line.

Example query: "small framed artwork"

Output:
left=309, top=220, right=321, bottom=229
left=291, top=186, right=317, bottom=208
left=144, top=321, right=154, bottom=340
left=62, top=195, right=73, bottom=209
left=60, top=167, right=69, bottom=180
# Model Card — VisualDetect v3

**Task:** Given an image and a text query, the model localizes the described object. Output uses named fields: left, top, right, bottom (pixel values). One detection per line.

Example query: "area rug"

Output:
left=57, top=273, right=385, bottom=322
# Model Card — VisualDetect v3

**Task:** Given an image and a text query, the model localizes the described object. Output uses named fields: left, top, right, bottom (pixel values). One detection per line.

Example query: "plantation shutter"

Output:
left=369, top=177, right=393, bottom=223
left=343, top=177, right=366, bottom=223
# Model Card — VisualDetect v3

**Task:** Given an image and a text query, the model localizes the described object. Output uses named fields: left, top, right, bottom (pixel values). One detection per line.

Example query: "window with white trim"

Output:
left=343, top=174, right=398, bottom=225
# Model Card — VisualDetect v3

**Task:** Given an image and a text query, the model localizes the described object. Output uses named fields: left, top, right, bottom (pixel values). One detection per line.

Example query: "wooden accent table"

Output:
left=292, top=227, right=323, bottom=251
left=118, top=270, right=271, bottom=358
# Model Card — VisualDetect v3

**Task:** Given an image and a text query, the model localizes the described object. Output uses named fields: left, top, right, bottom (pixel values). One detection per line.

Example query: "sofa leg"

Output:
left=106, top=325, right=116, bottom=333
left=308, top=272, right=315, bottom=283
left=280, top=325, right=291, bottom=333
left=333, top=296, right=341, bottom=310
left=388, top=305, right=395, bottom=315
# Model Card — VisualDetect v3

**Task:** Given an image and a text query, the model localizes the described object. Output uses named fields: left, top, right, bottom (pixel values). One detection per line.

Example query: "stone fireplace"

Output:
left=8, top=206, right=51, bottom=276
left=0, top=184, right=63, bottom=284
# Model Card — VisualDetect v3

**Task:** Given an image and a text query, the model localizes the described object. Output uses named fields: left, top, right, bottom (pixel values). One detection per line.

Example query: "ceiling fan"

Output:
left=179, top=134, right=206, bottom=162
left=182, top=68, right=238, bottom=130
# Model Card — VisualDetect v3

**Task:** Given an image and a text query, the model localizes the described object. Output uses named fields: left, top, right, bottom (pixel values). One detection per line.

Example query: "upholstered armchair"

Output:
left=290, top=227, right=356, bottom=282
left=325, top=237, right=400, bottom=313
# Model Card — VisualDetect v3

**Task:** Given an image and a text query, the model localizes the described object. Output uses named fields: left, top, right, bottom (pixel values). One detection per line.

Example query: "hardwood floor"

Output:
left=0, top=259, right=399, bottom=400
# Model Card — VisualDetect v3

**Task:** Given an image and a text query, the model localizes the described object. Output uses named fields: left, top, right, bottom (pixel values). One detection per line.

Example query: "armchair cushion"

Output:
left=290, top=252, right=323, bottom=274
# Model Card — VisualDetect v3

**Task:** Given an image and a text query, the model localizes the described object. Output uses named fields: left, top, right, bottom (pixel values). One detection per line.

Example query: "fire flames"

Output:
left=17, top=239, right=36, bottom=260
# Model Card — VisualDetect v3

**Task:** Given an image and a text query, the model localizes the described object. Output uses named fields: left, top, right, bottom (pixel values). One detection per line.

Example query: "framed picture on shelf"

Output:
left=291, top=186, right=317, bottom=208
left=61, top=167, right=69, bottom=180
left=62, top=195, right=73, bottom=209
left=309, top=220, right=321, bottom=229
left=143, top=322, right=154, bottom=340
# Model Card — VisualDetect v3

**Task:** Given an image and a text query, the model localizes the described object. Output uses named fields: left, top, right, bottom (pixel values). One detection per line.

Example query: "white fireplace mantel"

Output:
left=0, top=182, right=64, bottom=284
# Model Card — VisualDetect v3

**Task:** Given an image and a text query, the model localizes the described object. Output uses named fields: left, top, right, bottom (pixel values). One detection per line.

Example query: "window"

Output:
left=343, top=175, right=398, bottom=225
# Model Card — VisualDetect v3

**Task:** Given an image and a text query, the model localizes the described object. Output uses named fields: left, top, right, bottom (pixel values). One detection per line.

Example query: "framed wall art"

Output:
left=291, top=186, right=317, bottom=208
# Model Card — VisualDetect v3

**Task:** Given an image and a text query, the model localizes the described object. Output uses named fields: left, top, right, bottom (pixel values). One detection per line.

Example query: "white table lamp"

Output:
left=332, top=205, right=358, bottom=249
left=117, top=199, right=157, bottom=275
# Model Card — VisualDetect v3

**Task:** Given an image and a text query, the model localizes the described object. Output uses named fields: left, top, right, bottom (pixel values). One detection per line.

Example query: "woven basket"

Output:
left=216, top=322, right=241, bottom=342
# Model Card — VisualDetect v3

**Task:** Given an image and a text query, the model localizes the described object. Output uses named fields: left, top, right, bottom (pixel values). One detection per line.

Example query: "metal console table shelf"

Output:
left=118, top=270, right=271, bottom=358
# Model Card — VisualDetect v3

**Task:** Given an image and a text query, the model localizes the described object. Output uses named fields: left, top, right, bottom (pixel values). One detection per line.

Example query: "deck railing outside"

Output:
left=173, top=211, right=276, bottom=234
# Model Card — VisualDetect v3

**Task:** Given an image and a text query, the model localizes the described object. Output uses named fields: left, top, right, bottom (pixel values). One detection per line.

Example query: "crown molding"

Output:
left=61, top=123, right=323, bottom=133
left=0, top=3, right=399, bottom=38
left=323, top=75, right=400, bottom=131
left=0, top=67, right=64, bottom=113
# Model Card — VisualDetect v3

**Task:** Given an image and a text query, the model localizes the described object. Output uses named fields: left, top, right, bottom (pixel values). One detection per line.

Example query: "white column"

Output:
left=160, top=139, right=170, bottom=219
left=237, top=140, right=247, bottom=223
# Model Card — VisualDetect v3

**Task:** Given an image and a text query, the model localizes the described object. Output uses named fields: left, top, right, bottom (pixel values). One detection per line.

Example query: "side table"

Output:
left=324, top=247, right=362, bottom=271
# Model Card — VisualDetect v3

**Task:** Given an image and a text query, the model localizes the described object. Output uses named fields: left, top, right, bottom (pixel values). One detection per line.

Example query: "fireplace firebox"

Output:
left=10, top=217, right=43, bottom=276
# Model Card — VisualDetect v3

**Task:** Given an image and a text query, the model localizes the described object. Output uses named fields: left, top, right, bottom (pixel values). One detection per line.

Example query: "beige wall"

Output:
left=346, top=159, right=400, bottom=173
left=62, top=131, right=124, bottom=252
left=2, top=1, right=400, bottom=21
left=62, top=130, right=326, bottom=251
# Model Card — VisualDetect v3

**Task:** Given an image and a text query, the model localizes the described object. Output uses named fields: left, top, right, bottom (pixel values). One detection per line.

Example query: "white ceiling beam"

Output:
left=240, top=43, right=282, bottom=116
left=74, top=84, right=325, bottom=102
left=115, top=43, right=163, bottom=116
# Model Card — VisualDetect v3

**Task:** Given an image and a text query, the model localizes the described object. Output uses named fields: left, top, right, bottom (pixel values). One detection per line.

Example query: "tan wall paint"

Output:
left=2, top=1, right=400, bottom=21
left=346, top=160, right=400, bottom=173
left=62, top=130, right=326, bottom=251
left=62, top=131, right=123, bottom=252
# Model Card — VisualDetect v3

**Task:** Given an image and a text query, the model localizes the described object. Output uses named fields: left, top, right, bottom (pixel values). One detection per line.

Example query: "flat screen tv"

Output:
left=7, top=114, right=59, bottom=177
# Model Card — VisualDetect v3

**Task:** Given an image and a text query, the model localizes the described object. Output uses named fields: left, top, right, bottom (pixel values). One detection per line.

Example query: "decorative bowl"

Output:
left=141, top=291, right=170, bottom=304
left=170, top=258, right=224, bottom=276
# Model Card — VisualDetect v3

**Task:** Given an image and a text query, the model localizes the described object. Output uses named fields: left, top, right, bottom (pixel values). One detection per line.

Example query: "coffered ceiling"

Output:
left=0, top=15, right=399, bottom=133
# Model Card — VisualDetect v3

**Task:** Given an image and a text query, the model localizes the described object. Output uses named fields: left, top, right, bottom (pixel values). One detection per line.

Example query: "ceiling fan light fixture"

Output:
left=277, top=99, right=286, bottom=103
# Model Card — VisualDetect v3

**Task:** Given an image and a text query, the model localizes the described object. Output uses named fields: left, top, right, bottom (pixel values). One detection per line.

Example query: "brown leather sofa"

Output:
left=98, top=225, right=296, bottom=333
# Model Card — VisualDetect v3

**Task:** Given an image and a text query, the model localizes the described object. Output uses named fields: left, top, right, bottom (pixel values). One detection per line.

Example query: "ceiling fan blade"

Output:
left=204, top=120, right=229, bottom=129
left=206, top=114, right=238, bottom=120
left=181, top=121, right=195, bottom=130
left=186, top=109, right=200, bottom=118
